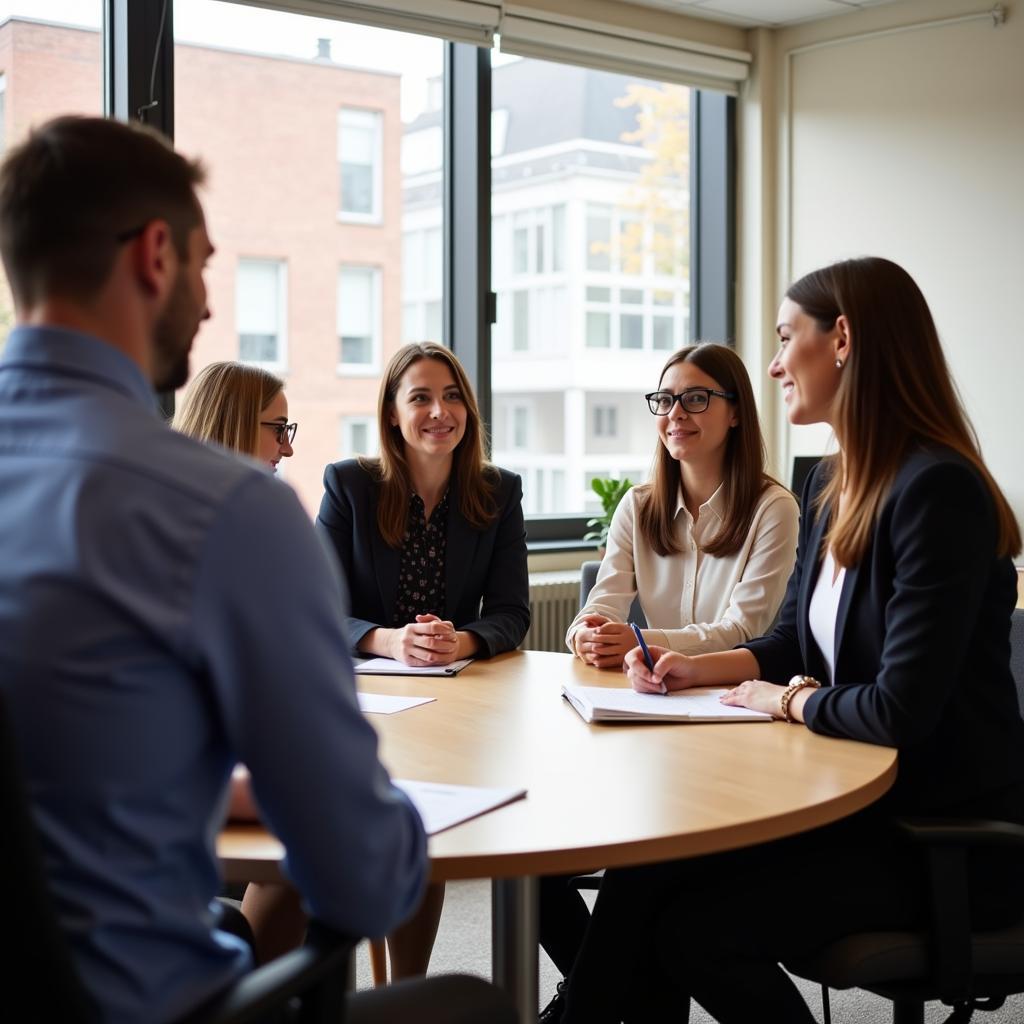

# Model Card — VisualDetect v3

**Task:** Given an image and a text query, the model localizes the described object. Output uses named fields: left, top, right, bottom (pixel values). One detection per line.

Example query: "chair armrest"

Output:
left=897, top=817, right=1024, bottom=850
left=893, top=816, right=1024, bottom=1005
left=180, top=922, right=357, bottom=1024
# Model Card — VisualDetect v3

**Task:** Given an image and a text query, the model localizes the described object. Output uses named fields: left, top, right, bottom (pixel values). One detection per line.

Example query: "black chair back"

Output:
left=579, top=560, right=646, bottom=627
left=0, top=694, right=99, bottom=1020
left=1010, top=608, right=1024, bottom=716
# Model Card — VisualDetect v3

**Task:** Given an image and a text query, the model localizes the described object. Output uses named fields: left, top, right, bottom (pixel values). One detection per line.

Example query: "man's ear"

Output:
left=132, top=220, right=176, bottom=300
left=835, top=313, right=853, bottom=365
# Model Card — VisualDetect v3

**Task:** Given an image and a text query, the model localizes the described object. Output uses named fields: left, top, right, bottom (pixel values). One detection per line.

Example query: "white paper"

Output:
left=354, top=656, right=474, bottom=677
left=562, top=684, right=772, bottom=723
left=357, top=692, right=436, bottom=715
left=393, top=779, right=527, bottom=836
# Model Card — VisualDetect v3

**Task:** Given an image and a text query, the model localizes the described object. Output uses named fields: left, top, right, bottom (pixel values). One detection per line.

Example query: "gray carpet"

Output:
left=352, top=879, right=1024, bottom=1023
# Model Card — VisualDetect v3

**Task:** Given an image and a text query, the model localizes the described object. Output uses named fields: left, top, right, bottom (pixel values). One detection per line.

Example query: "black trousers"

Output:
left=561, top=808, right=1024, bottom=1024
left=539, top=872, right=593, bottom=978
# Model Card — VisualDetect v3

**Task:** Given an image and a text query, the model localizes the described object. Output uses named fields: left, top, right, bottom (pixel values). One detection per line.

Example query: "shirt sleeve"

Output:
left=458, top=472, right=531, bottom=656
left=191, top=474, right=427, bottom=940
left=646, top=489, right=800, bottom=655
left=565, top=489, right=640, bottom=651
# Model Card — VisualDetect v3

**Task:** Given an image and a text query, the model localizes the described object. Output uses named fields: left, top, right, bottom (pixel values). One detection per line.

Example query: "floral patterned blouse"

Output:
left=392, top=489, right=450, bottom=626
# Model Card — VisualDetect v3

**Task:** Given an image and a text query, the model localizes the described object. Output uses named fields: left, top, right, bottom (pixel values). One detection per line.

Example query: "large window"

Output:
left=491, top=59, right=693, bottom=517
left=25, top=2, right=730, bottom=537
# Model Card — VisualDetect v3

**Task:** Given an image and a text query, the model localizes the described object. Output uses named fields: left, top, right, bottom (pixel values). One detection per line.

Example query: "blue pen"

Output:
left=630, top=622, right=667, bottom=694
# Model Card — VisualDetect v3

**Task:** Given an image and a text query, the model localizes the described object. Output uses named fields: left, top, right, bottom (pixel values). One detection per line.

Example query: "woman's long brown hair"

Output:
left=636, top=343, right=777, bottom=558
left=786, top=256, right=1021, bottom=564
left=362, top=342, right=497, bottom=548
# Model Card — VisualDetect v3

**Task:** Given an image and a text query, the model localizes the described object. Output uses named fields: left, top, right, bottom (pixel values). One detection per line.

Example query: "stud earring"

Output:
left=835, top=358, right=844, bottom=369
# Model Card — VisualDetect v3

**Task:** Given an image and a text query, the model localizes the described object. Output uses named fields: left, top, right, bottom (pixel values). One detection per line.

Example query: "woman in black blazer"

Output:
left=317, top=343, right=529, bottom=667
left=316, top=342, right=529, bottom=981
left=556, top=258, right=1024, bottom=1024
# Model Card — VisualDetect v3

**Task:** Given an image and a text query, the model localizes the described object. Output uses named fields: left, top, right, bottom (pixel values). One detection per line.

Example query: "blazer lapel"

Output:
left=370, top=486, right=400, bottom=624
left=832, top=560, right=861, bottom=683
left=799, top=503, right=832, bottom=682
left=444, top=477, right=478, bottom=617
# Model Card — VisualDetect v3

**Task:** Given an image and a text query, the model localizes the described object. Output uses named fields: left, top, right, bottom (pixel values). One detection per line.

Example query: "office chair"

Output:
left=579, top=560, right=646, bottom=628
left=785, top=607, right=1024, bottom=1024
left=0, top=693, right=356, bottom=1024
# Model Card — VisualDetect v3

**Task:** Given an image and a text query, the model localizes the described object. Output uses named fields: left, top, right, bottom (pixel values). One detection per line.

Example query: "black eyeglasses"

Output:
left=261, top=421, right=298, bottom=445
left=645, top=388, right=736, bottom=415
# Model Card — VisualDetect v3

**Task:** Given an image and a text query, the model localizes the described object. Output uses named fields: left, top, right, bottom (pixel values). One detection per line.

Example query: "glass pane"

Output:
left=0, top=6, right=104, bottom=354
left=620, top=313, right=643, bottom=349
left=491, top=56, right=692, bottom=515
left=175, top=3, right=444, bottom=514
left=586, top=312, right=610, bottom=348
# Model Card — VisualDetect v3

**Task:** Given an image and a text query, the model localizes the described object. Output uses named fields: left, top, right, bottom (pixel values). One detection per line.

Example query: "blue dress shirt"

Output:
left=0, top=326, right=427, bottom=1023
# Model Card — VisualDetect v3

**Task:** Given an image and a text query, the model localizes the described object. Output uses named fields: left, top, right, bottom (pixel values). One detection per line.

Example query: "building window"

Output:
left=236, top=259, right=286, bottom=368
left=337, top=266, right=380, bottom=373
left=340, top=416, right=378, bottom=458
left=338, top=108, right=381, bottom=222
left=511, top=404, right=530, bottom=449
left=594, top=404, right=618, bottom=438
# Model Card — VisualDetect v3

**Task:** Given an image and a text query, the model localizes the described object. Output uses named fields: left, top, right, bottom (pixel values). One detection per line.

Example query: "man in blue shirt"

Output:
left=0, top=116, right=511, bottom=1024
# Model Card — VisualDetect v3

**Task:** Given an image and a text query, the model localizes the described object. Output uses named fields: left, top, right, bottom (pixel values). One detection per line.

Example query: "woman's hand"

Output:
left=719, top=679, right=786, bottom=718
left=625, top=646, right=697, bottom=694
left=574, top=618, right=636, bottom=669
left=388, top=615, right=459, bottom=666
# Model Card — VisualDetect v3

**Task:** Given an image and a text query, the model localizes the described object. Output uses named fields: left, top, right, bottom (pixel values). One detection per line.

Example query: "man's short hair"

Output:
left=0, top=115, right=206, bottom=309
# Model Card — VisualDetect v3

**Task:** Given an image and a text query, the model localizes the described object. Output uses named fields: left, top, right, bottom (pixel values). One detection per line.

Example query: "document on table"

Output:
left=394, top=779, right=527, bottom=836
left=357, top=692, right=436, bottom=715
left=354, top=656, right=474, bottom=676
left=562, top=684, right=773, bottom=724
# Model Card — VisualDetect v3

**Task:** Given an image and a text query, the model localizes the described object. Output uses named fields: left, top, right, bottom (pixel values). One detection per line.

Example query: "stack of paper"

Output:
left=562, top=684, right=773, bottom=724
left=357, top=693, right=435, bottom=715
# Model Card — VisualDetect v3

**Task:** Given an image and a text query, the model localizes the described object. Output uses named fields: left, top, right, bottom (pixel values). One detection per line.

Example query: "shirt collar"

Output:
left=1, top=325, right=159, bottom=413
left=674, top=481, right=727, bottom=522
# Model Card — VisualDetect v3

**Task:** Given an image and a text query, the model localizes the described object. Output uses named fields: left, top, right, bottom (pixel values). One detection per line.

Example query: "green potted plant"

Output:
left=584, top=477, right=632, bottom=556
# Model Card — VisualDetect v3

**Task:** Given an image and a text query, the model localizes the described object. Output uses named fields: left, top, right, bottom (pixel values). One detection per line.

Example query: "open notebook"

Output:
left=562, top=684, right=773, bottom=724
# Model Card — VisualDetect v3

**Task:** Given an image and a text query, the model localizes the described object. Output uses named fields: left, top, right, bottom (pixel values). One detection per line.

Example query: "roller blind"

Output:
left=234, top=0, right=501, bottom=45
left=498, top=7, right=750, bottom=93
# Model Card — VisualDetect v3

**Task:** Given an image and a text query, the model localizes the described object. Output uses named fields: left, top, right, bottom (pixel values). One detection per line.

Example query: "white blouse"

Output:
left=566, top=482, right=800, bottom=655
left=808, top=547, right=845, bottom=684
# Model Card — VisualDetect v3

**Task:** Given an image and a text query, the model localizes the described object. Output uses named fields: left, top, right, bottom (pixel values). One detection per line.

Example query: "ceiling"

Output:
left=618, top=0, right=906, bottom=29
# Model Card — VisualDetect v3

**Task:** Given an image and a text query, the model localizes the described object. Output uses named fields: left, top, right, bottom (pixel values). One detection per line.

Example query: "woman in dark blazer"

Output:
left=317, top=342, right=529, bottom=667
left=316, top=341, right=529, bottom=981
left=557, top=258, right=1024, bottom=1024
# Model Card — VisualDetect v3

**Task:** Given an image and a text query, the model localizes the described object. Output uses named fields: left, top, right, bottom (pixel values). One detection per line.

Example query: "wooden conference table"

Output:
left=219, top=650, right=897, bottom=1023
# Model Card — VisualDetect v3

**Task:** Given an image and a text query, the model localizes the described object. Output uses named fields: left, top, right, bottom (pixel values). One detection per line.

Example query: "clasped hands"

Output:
left=389, top=614, right=469, bottom=667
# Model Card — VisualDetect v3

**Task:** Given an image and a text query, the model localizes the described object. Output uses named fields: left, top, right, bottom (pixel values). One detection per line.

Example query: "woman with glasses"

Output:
left=174, top=360, right=297, bottom=473
left=540, top=344, right=799, bottom=1022
left=560, top=258, right=1024, bottom=1024
left=566, top=343, right=798, bottom=671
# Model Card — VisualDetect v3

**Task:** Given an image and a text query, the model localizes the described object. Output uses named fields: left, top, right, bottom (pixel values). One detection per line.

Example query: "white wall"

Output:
left=739, top=0, right=1024, bottom=531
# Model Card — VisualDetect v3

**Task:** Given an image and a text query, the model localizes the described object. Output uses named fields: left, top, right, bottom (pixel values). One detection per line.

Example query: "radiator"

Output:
left=521, top=571, right=581, bottom=652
